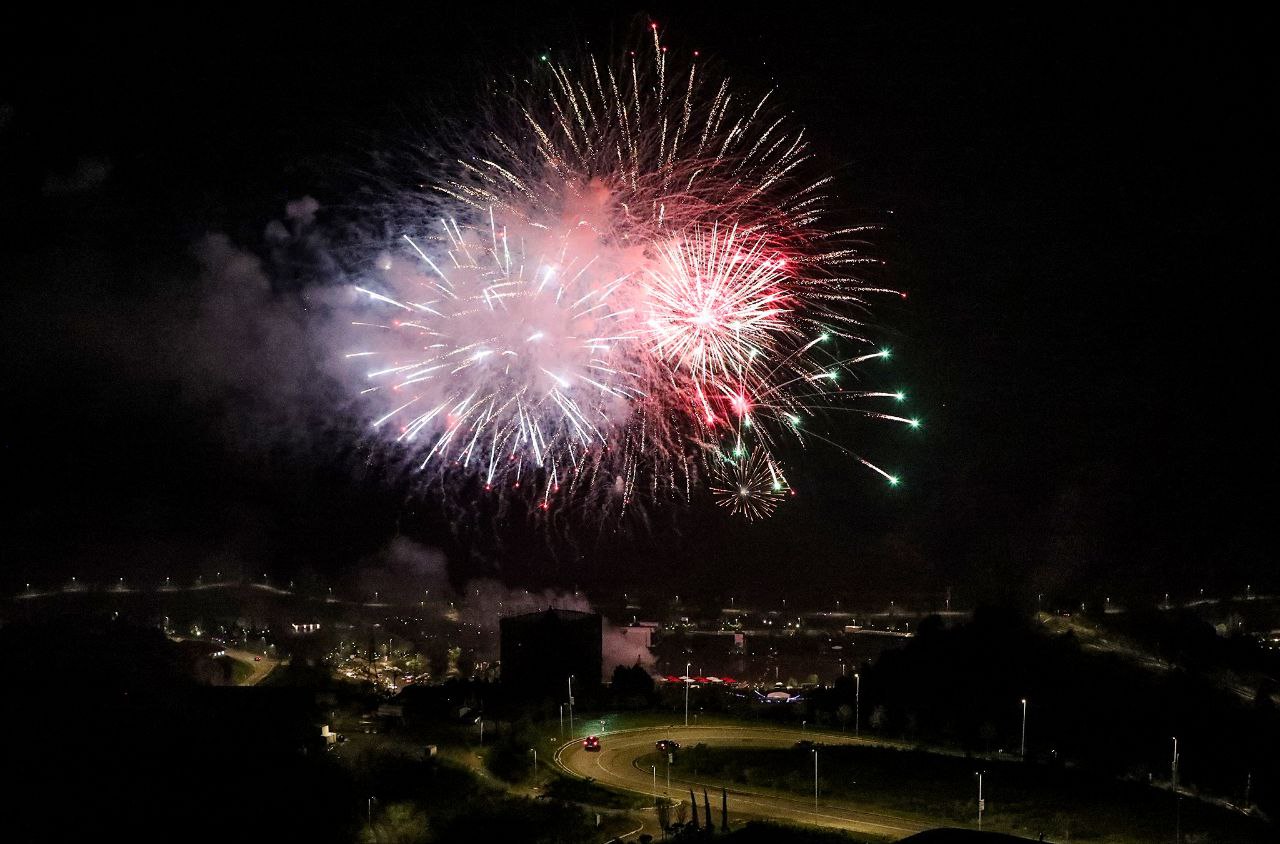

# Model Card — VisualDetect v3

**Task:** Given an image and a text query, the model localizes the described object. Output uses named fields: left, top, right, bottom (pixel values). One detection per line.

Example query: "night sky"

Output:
left=1, top=7, right=1270, bottom=605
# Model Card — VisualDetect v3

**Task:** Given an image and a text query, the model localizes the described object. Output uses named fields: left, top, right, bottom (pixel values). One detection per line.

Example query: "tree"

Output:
left=455, top=649, right=475, bottom=679
left=656, top=797, right=673, bottom=833
left=837, top=703, right=853, bottom=732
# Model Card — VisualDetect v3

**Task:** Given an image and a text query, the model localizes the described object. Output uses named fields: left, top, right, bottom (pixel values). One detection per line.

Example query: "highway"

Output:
left=555, top=724, right=932, bottom=840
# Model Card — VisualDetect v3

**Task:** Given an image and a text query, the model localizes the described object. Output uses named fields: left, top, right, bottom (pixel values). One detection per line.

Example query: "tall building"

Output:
left=499, top=608, right=602, bottom=699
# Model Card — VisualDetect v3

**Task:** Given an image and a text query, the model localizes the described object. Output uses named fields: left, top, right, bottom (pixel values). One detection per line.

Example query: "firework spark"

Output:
left=346, top=25, right=915, bottom=519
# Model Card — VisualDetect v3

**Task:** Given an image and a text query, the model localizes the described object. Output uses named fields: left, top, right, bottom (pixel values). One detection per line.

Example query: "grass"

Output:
left=642, top=743, right=1271, bottom=844
left=542, top=772, right=647, bottom=809
left=226, top=655, right=256, bottom=685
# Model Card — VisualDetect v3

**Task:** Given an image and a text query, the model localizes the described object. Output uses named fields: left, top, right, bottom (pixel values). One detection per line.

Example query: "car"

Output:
left=655, top=739, right=680, bottom=753
left=582, top=736, right=601, bottom=752
left=253, top=656, right=262, bottom=662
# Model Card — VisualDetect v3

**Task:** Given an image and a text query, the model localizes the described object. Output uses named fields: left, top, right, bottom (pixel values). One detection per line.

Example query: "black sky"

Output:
left=0, top=6, right=1271, bottom=605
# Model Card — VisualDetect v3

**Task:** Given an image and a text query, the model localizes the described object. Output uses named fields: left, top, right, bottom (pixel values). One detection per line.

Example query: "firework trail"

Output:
left=346, top=24, right=916, bottom=519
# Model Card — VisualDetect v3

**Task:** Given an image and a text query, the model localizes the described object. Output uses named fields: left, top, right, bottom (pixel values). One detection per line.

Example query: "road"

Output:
left=224, top=648, right=280, bottom=685
left=555, top=724, right=932, bottom=840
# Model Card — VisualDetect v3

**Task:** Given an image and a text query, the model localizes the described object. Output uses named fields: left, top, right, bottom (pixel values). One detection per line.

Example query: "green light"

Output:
left=827, top=370, right=839, bottom=380
left=819, top=332, right=830, bottom=341
left=895, top=391, right=905, bottom=402
left=540, top=54, right=549, bottom=62
left=733, top=445, right=743, bottom=457
left=880, top=348, right=892, bottom=359
left=909, top=418, right=921, bottom=429
left=888, top=475, right=901, bottom=487
left=743, top=416, right=752, bottom=427
left=787, top=414, right=801, bottom=426
left=772, top=481, right=782, bottom=491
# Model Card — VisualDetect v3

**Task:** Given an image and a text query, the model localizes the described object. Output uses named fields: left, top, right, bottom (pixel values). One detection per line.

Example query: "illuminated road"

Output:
left=224, top=648, right=280, bottom=685
left=554, top=725, right=931, bottom=840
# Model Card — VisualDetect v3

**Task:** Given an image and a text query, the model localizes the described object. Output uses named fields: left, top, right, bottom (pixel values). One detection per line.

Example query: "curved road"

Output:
left=555, top=725, right=931, bottom=840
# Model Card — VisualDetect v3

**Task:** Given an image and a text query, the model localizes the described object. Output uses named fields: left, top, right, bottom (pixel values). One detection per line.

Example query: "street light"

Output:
left=684, top=662, right=692, bottom=727
left=855, top=673, right=861, bottom=738
left=975, top=771, right=984, bottom=830
left=813, top=748, right=819, bottom=808
left=531, top=748, right=537, bottom=778
left=1172, top=736, right=1179, bottom=791
left=652, top=765, right=658, bottom=806
left=568, top=675, right=575, bottom=735
left=1020, top=698, right=1028, bottom=759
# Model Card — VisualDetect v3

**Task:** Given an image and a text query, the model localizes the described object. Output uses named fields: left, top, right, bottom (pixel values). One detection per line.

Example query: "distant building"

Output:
left=500, top=608, right=602, bottom=699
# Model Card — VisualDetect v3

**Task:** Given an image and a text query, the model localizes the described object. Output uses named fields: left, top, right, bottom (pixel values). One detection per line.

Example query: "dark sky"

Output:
left=0, top=6, right=1271, bottom=605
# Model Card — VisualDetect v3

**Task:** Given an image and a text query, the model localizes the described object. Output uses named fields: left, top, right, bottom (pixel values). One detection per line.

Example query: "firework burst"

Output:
left=346, top=25, right=915, bottom=520
left=711, top=447, right=786, bottom=521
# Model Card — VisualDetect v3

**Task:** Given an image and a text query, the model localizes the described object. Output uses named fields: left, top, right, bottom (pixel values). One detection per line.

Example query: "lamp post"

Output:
left=1020, top=698, right=1028, bottom=759
left=1172, top=736, right=1179, bottom=791
left=568, top=675, right=575, bottom=735
left=559, top=703, right=564, bottom=738
left=531, top=748, right=537, bottom=778
left=855, top=673, right=861, bottom=738
left=684, top=662, right=692, bottom=727
left=813, top=748, right=819, bottom=808
left=976, top=771, right=984, bottom=829
left=652, top=765, right=658, bottom=806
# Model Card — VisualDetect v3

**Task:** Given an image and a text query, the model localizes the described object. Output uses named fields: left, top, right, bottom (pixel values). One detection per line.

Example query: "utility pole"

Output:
left=559, top=703, right=564, bottom=738
left=1171, top=736, right=1179, bottom=791
left=568, top=675, right=575, bottom=735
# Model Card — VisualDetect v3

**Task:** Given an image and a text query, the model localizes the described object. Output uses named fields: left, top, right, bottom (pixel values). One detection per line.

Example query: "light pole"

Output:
left=531, top=748, right=537, bottom=778
left=568, top=675, right=575, bottom=735
left=976, top=771, right=984, bottom=830
left=1172, top=736, right=1179, bottom=791
left=559, top=703, right=564, bottom=738
left=684, top=662, right=692, bottom=727
left=855, top=673, right=861, bottom=738
left=813, top=748, right=819, bottom=808
left=652, top=765, right=658, bottom=806
left=1020, top=698, right=1028, bottom=759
